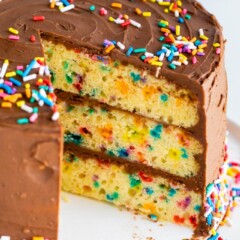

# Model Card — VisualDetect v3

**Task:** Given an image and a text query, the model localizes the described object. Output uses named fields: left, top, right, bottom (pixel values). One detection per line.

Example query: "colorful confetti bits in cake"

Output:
left=148, top=214, right=158, bottom=221
left=106, top=192, right=119, bottom=201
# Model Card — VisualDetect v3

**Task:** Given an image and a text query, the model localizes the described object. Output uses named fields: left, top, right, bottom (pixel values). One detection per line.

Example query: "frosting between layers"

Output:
left=65, top=142, right=201, bottom=192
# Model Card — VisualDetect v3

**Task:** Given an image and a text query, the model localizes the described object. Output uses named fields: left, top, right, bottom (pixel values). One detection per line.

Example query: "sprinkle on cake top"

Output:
left=0, top=58, right=59, bottom=124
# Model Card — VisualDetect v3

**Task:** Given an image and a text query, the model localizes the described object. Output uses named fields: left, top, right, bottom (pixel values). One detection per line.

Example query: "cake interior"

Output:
left=43, top=40, right=199, bottom=128
left=58, top=99, right=202, bottom=177
left=40, top=38, right=206, bottom=230
left=62, top=151, right=202, bottom=229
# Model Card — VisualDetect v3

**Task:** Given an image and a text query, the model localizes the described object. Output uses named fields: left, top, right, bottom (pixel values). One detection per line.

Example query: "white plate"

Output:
left=60, top=1, right=240, bottom=239
left=59, top=120, right=240, bottom=240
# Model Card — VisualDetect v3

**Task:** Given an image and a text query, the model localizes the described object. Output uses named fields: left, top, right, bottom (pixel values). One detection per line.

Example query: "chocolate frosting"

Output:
left=0, top=0, right=227, bottom=239
left=0, top=121, right=62, bottom=240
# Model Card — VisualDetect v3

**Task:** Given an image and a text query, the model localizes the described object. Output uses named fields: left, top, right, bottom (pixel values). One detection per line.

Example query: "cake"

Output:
left=0, top=0, right=230, bottom=239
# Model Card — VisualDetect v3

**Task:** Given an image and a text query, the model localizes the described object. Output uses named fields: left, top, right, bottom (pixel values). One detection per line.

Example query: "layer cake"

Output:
left=0, top=0, right=229, bottom=239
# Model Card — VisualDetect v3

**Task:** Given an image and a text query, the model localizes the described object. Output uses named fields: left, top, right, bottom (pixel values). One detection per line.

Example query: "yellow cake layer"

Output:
left=43, top=39, right=199, bottom=128
left=58, top=100, right=202, bottom=177
left=62, top=152, right=202, bottom=229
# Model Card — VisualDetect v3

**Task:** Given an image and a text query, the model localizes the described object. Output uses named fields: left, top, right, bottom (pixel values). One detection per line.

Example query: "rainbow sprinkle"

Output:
left=32, top=237, right=45, bottom=240
left=205, top=146, right=240, bottom=240
left=8, top=27, right=19, bottom=35
left=88, top=0, right=222, bottom=73
left=111, top=2, right=122, bottom=9
left=0, top=235, right=47, bottom=240
left=32, top=16, right=45, bottom=21
left=49, top=0, right=75, bottom=12
left=8, top=35, right=19, bottom=41
left=0, top=57, right=59, bottom=124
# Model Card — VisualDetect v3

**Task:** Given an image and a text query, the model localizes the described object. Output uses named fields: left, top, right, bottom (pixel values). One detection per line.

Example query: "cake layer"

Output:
left=43, top=39, right=199, bottom=128
left=57, top=93, right=203, bottom=178
left=62, top=151, right=202, bottom=229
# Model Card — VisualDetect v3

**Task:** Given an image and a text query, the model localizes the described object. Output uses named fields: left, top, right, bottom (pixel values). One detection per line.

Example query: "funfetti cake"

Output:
left=0, top=0, right=229, bottom=239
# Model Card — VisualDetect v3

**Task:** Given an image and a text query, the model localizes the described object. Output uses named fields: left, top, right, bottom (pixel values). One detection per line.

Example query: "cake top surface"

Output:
left=0, top=0, right=223, bottom=77
left=0, top=0, right=223, bottom=125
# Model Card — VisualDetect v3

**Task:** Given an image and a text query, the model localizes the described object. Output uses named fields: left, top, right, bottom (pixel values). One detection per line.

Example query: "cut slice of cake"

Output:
left=0, top=0, right=229, bottom=240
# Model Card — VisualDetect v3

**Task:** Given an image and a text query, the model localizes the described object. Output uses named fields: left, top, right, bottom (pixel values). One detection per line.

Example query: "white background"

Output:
left=60, top=1, right=240, bottom=239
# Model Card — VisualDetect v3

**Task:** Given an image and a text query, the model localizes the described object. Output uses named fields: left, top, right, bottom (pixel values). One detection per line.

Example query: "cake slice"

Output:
left=0, top=0, right=228, bottom=240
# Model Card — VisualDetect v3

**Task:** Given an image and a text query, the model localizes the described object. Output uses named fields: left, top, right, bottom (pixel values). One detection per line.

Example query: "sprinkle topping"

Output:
left=49, top=0, right=75, bottom=12
left=0, top=57, right=59, bottom=124
left=95, top=0, right=221, bottom=72
left=205, top=146, right=240, bottom=240
left=32, top=16, right=45, bottom=21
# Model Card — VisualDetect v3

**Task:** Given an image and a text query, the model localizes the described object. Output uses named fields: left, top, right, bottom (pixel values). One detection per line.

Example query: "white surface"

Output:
left=60, top=1, right=240, bottom=239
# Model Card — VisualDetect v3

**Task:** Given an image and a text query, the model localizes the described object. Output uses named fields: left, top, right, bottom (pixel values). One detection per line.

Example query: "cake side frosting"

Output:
left=0, top=122, right=62, bottom=240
